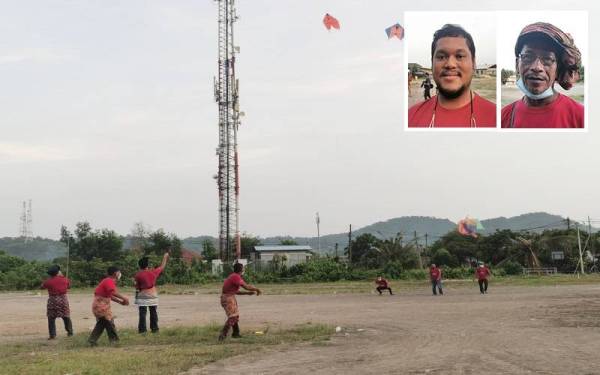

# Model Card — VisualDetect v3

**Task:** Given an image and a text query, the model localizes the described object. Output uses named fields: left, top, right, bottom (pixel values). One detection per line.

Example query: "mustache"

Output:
left=440, top=71, right=462, bottom=77
left=525, top=74, right=546, bottom=81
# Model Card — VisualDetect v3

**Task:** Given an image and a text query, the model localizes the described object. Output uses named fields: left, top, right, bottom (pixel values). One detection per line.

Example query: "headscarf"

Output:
left=515, top=22, right=582, bottom=90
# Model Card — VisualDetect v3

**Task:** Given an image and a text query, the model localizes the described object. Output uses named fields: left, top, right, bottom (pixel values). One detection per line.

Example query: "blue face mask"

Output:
left=516, top=78, right=554, bottom=100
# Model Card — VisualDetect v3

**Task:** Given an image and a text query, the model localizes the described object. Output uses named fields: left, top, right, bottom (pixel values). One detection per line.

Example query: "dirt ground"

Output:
left=3, top=283, right=600, bottom=374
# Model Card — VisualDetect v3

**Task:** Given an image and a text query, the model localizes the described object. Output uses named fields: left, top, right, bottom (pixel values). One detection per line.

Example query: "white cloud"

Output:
left=0, top=143, right=81, bottom=163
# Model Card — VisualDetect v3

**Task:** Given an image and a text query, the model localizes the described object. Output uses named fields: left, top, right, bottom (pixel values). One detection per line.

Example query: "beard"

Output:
left=437, top=83, right=467, bottom=99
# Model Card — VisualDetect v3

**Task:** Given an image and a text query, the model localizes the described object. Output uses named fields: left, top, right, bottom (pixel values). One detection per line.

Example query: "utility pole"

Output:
left=348, top=224, right=352, bottom=263
left=577, top=224, right=585, bottom=274
left=316, top=212, right=321, bottom=253
left=567, top=217, right=571, bottom=230
left=414, top=230, right=423, bottom=269
left=335, top=242, right=338, bottom=258
left=425, top=233, right=428, bottom=249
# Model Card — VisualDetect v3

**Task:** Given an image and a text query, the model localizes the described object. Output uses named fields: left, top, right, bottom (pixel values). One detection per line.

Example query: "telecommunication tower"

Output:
left=19, top=200, right=33, bottom=242
left=214, top=0, right=241, bottom=262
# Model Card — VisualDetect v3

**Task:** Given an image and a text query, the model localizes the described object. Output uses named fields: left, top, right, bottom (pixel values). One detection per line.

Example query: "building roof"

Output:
left=254, top=245, right=313, bottom=252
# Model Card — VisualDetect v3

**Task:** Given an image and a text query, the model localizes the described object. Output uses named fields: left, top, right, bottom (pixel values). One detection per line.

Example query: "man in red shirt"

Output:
left=429, top=264, right=443, bottom=296
left=134, top=252, right=169, bottom=334
left=408, top=24, right=496, bottom=128
left=219, top=262, right=262, bottom=341
left=41, top=265, right=73, bottom=339
left=88, top=266, right=129, bottom=346
left=501, top=22, right=583, bottom=128
left=375, top=276, right=393, bottom=295
left=474, top=262, right=492, bottom=294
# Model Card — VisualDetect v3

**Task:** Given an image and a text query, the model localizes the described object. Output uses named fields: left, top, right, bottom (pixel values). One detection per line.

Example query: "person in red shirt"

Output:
left=88, top=266, right=129, bottom=346
left=408, top=24, right=496, bottom=128
left=41, top=265, right=73, bottom=339
left=429, top=264, right=443, bottom=296
left=134, top=252, right=169, bottom=334
left=474, top=262, right=492, bottom=294
left=375, top=276, right=393, bottom=295
left=219, top=262, right=261, bottom=341
left=501, top=22, right=583, bottom=128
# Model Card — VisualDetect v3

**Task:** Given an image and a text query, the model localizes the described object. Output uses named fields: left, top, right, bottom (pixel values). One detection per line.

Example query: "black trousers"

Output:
left=478, top=279, right=489, bottom=293
left=431, top=280, right=443, bottom=295
left=138, top=306, right=159, bottom=333
left=376, top=286, right=393, bottom=295
left=48, top=317, right=73, bottom=338
left=88, top=318, right=119, bottom=344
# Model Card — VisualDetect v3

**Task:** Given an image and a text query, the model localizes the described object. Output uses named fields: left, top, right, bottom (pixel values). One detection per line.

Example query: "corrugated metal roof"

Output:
left=254, top=245, right=313, bottom=252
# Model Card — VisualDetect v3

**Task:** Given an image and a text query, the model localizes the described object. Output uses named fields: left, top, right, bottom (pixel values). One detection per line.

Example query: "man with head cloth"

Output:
left=408, top=24, right=496, bottom=128
left=502, top=22, right=584, bottom=128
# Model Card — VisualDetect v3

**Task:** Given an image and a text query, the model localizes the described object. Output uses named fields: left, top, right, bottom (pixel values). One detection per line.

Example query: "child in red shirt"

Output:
left=475, top=262, right=492, bottom=294
left=88, top=266, right=129, bottom=346
left=375, top=276, right=393, bottom=295
left=429, top=264, right=444, bottom=296
left=41, top=265, right=73, bottom=339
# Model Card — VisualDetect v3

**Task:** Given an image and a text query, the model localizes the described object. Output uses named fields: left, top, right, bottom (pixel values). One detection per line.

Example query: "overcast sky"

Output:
left=0, top=0, right=598, bottom=240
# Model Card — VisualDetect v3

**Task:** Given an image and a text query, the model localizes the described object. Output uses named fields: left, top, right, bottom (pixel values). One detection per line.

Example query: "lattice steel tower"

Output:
left=214, top=0, right=241, bottom=262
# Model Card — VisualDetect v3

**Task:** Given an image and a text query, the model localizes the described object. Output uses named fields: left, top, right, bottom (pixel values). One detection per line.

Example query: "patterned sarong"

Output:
left=47, top=294, right=70, bottom=319
left=135, top=287, right=159, bottom=306
left=220, top=294, right=239, bottom=319
left=92, top=296, right=113, bottom=320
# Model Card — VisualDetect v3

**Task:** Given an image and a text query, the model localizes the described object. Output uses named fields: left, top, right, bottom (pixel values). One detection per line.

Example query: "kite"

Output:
left=385, top=23, right=404, bottom=40
left=323, top=13, right=340, bottom=30
left=458, top=217, right=484, bottom=238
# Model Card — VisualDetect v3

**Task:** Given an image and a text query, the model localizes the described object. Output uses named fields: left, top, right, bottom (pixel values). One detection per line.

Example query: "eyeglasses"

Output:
left=518, top=53, right=557, bottom=67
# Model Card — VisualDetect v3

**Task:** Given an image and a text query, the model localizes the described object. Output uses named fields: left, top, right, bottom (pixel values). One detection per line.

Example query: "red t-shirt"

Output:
left=475, top=266, right=491, bottom=280
left=375, top=278, right=389, bottom=288
left=95, top=277, right=117, bottom=298
left=408, top=94, right=496, bottom=128
left=42, top=275, right=70, bottom=296
left=430, top=268, right=441, bottom=281
left=222, top=272, right=246, bottom=295
left=501, top=94, right=584, bottom=128
left=134, top=267, right=163, bottom=290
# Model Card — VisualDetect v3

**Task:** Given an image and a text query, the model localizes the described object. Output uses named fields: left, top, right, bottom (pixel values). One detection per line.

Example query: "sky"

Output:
left=0, top=0, right=598, bottom=240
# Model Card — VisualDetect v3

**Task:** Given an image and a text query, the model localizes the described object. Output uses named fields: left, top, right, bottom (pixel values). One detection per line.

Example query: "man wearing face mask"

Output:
left=88, top=266, right=130, bottom=346
left=408, top=24, right=496, bottom=128
left=501, top=22, right=584, bottom=128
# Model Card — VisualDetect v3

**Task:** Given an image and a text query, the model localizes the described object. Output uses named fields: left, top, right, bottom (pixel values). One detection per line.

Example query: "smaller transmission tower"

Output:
left=19, top=200, right=33, bottom=242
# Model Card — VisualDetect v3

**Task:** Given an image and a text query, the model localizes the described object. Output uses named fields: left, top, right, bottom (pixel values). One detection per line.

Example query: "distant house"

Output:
left=251, top=245, right=314, bottom=266
left=181, top=248, right=203, bottom=264
left=475, top=64, right=496, bottom=76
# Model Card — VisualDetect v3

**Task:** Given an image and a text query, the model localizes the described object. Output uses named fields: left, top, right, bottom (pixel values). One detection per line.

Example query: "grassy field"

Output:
left=112, top=273, right=600, bottom=296
left=12, top=273, right=600, bottom=297
left=0, top=324, right=332, bottom=375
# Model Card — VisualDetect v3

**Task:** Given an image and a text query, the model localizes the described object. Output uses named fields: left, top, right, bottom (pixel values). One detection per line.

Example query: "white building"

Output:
left=251, top=245, right=314, bottom=266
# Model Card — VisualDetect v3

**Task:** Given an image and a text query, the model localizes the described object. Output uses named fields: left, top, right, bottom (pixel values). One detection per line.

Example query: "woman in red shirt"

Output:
left=219, top=263, right=262, bottom=341
left=88, top=266, right=129, bottom=346
left=134, top=252, right=169, bottom=334
left=41, top=265, right=73, bottom=339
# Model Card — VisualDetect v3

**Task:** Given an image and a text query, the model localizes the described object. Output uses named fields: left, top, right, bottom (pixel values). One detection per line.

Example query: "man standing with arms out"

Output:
left=41, top=265, right=73, bottom=339
left=475, top=262, right=491, bottom=294
left=421, top=73, right=434, bottom=100
left=409, top=24, right=496, bottom=128
left=219, top=263, right=262, bottom=341
left=375, top=276, right=393, bottom=295
left=501, top=22, right=583, bottom=128
left=429, top=264, right=443, bottom=296
left=134, top=252, right=169, bottom=334
left=88, top=266, right=129, bottom=346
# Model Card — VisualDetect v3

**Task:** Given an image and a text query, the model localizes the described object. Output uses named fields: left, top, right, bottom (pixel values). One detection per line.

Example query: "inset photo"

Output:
left=405, top=12, right=497, bottom=129
left=499, top=12, right=587, bottom=129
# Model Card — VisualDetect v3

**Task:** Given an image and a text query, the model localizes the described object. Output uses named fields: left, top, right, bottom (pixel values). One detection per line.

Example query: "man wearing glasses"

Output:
left=501, top=22, right=584, bottom=128
left=408, top=24, right=496, bottom=128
